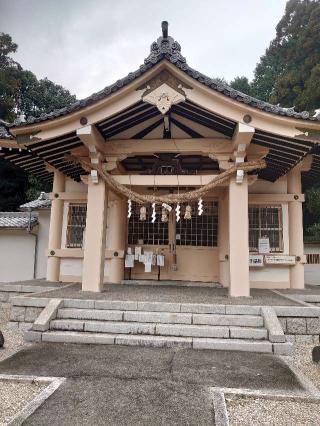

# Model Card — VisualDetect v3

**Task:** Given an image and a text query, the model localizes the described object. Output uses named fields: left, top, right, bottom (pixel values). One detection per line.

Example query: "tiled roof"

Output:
left=20, top=192, right=51, bottom=210
left=4, top=23, right=320, bottom=130
left=0, top=212, right=38, bottom=229
left=0, top=125, right=13, bottom=139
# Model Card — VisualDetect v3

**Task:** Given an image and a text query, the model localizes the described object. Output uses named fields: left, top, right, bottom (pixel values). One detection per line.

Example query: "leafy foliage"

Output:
left=0, top=32, right=76, bottom=211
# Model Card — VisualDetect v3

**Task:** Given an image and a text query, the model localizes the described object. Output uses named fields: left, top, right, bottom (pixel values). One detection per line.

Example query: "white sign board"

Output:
left=258, top=238, right=270, bottom=254
left=265, top=255, right=296, bottom=265
left=249, top=255, right=264, bottom=267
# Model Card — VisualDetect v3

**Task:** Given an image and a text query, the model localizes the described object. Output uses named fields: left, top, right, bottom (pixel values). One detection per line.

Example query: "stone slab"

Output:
left=124, top=311, right=192, bottom=324
left=273, top=342, right=293, bottom=356
left=94, top=300, right=138, bottom=311
left=225, top=305, right=261, bottom=315
left=286, top=317, right=307, bottom=334
left=63, top=299, right=95, bottom=309
left=33, top=299, right=62, bottom=332
left=306, top=318, right=320, bottom=334
left=229, top=326, right=267, bottom=340
left=58, top=308, right=123, bottom=321
left=137, top=301, right=181, bottom=313
left=261, top=306, right=286, bottom=343
left=275, top=306, right=320, bottom=317
left=0, top=284, right=22, bottom=292
left=180, top=304, right=226, bottom=314
left=193, top=314, right=263, bottom=327
left=24, top=330, right=42, bottom=342
left=42, top=331, right=115, bottom=345
left=84, top=321, right=155, bottom=335
left=115, top=334, right=192, bottom=348
left=10, top=306, right=26, bottom=322
left=25, top=307, right=43, bottom=322
left=156, top=324, right=229, bottom=338
left=11, top=296, right=50, bottom=308
left=50, top=319, right=85, bottom=331
left=18, top=322, right=33, bottom=331
left=193, top=338, right=273, bottom=353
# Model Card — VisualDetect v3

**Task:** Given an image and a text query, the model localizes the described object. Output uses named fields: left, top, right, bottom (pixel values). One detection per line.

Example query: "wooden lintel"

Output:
left=249, top=193, right=305, bottom=203
left=49, top=192, right=87, bottom=201
left=104, top=138, right=232, bottom=156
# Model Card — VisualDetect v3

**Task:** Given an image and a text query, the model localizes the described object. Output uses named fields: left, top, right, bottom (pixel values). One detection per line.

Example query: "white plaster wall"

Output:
left=249, top=177, right=287, bottom=194
left=250, top=266, right=289, bottom=283
left=35, top=210, right=50, bottom=278
left=65, top=179, right=88, bottom=193
left=0, top=230, right=35, bottom=282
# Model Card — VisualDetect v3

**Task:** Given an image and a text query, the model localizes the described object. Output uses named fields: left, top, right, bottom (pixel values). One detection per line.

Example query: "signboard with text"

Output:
left=249, top=255, right=264, bottom=267
left=265, top=255, right=296, bottom=265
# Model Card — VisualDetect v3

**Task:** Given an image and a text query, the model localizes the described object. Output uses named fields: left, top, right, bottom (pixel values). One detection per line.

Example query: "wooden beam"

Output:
left=104, top=138, right=232, bottom=156
left=77, top=124, right=106, bottom=154
left=232, top=122, right=255, bottom=161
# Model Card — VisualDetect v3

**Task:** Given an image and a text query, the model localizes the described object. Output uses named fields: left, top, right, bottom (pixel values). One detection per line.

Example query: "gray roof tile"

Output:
left=20, top=192, right=51, bottom=210
left=5, top=26, right=319, bottom=130
left=0, top=212, right=38, bottom=229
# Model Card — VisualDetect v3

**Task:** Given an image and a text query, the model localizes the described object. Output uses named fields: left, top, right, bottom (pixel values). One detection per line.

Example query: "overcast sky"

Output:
left=1, top=0, right=287, bottom=99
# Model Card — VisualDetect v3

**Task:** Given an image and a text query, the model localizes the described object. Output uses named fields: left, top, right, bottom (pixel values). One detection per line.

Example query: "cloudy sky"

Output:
left=1, top=0, right=287, bottom=99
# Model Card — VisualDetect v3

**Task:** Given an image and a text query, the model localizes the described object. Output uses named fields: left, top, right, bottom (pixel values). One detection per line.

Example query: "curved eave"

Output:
left=8, top=60, right=320, bottom=142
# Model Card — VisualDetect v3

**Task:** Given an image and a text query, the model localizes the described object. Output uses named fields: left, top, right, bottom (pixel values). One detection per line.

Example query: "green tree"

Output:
left=229, top=76, right=253, bottom=96
left=252, top=0, right=320, bottom=112
left=0, top=32, right=77, bottom=210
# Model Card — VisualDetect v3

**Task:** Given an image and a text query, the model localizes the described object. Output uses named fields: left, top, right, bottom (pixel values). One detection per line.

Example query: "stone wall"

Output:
left=278, top=316, right=320, bottom=343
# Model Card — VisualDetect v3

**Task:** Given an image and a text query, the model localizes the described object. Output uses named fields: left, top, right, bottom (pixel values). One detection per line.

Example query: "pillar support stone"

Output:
left=47, top=170, right=65, bottom=281
left=107, top=193, right=126, bottom=283
left=82, top=177, right=108, bottom=292
left=288, top=167, right=305, bottom=289
left=228, top=175, right=250, bottom=297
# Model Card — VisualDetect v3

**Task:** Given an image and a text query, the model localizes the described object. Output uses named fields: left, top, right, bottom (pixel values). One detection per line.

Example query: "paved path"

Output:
left=29, top=283, right=300, bottom=306
left=0, top=344, right=304, bottom=425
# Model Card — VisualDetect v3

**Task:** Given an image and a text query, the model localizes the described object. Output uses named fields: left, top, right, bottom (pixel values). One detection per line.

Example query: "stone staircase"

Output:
left=25, top=299, right=292, bottom=354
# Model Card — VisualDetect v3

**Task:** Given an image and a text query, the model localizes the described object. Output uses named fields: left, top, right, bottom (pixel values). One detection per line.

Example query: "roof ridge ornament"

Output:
left=162, top=21, right=168, bottom=38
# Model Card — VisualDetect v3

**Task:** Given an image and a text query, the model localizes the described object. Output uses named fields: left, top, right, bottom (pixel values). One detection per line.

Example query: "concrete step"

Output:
left=37, top=331, right=278, bottom=352
left=50, top=319, right=268, bottom=340
left=57, top=308, right=264, bottom=328
left=193, top=338, right=273, bottom=353
left=41, top=331, right=192, bottom=348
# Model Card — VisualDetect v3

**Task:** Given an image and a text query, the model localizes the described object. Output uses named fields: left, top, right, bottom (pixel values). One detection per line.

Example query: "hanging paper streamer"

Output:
left=151, top=203, right=156, bottom=223
left=161, top=208, right=168, bottom=222
left=127, top=199, right=132, bottom=218
left=198, top=198, right=203, bottom=216
left=175, top=203, right=180, bottom=222
left=139, top=206, right=147, bottom=221
left=184, top=205, right=192, bottom=220
left=162, top=202, right=172, bottom=212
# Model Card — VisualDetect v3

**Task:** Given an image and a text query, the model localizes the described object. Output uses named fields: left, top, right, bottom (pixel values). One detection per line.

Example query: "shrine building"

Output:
left=1, top=22, right=320, bottom=297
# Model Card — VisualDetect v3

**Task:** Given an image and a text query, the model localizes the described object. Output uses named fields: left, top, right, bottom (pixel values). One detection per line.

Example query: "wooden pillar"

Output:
left=228, top=176, right=250, bottom=297
left=107, top=193, right=126, bottom=284
left=82, top=178, right=108, bottom=292
left=47, top=170, right=65, bottom=281
left=218, top=191, right=229, bottom=287
left=288, top=168, right=305, bottom=289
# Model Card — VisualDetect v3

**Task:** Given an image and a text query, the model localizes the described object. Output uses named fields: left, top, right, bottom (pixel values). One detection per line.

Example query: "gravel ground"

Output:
left=0, top=381, right=45, bottom=426
left=0, top=303, right=30, bottom=363
left=0, top=303, right=45, bottom=426
left=31, top=284, right=300, bottom=305
left=226, top=394, right=320, bottom=426
left=292, top=343, right=320, bottom=390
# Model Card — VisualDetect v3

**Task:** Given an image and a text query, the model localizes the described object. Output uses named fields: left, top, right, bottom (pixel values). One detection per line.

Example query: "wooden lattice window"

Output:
left=128, top=203, right=169, bottom=245
left=66, top=204, right=87, bottom=248
left=176, top=201, right=218, bottom=247
left=249, top=205, right=283, bottom=252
